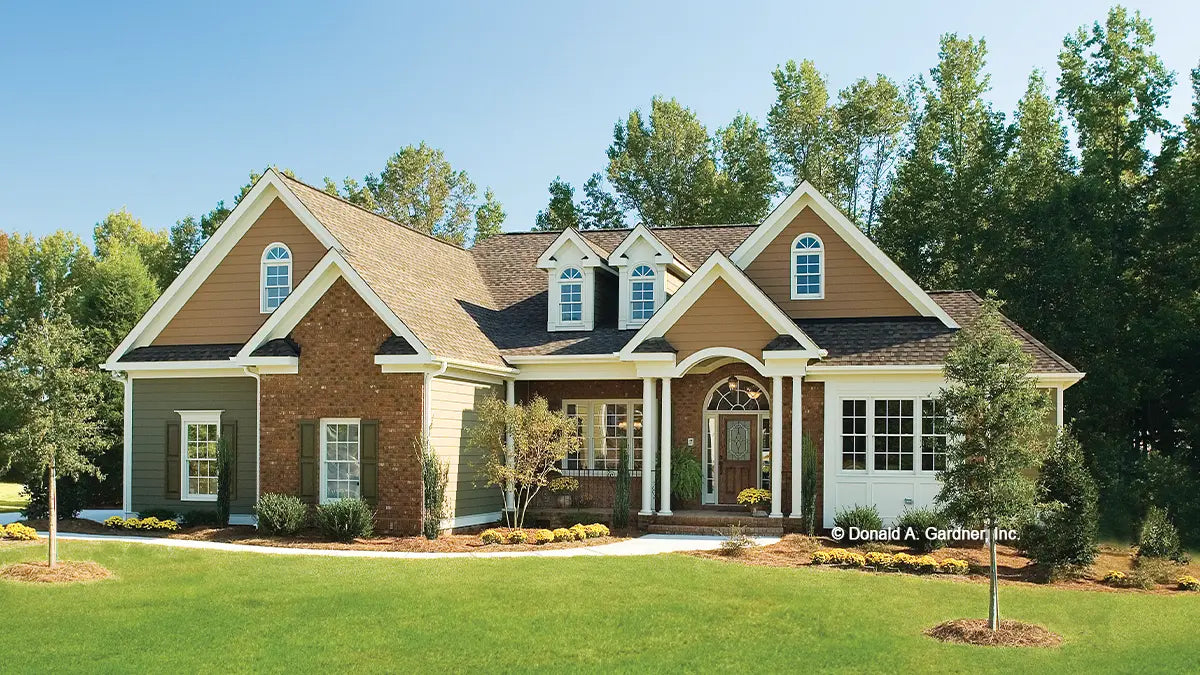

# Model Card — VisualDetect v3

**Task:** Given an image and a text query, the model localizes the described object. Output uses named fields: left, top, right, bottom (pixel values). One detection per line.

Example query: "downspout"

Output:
left=422, top=359, right=449, bottom=437
left=242, top=366, right=262, bottom=518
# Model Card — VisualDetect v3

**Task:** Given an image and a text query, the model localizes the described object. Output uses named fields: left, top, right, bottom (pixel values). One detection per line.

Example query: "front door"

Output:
left=718, top=415, right=757, bottom=503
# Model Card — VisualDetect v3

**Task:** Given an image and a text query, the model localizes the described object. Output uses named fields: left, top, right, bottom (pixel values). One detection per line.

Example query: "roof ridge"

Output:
left=280, top=173, right=469, bottom=253
left=491, top=223, right=759, bottom=238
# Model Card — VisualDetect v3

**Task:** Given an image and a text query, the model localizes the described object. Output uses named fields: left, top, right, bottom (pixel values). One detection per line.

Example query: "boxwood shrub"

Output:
left=313, top=498, right=374, bottom=542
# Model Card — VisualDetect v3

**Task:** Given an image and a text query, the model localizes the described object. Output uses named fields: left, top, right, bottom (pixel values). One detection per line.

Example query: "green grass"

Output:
left=0, top=482, right=27, bottom=513
left=1, top=541, right=1197, bottom=673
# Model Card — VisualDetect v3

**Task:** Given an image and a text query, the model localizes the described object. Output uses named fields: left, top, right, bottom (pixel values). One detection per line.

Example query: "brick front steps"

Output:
left=643, top=511, right=785, bottom=537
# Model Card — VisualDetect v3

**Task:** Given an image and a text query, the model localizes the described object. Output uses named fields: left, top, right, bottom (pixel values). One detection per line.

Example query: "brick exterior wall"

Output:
left=517, top=369, right=825, bottom=527
left=259, top=278, right=424, bottom=534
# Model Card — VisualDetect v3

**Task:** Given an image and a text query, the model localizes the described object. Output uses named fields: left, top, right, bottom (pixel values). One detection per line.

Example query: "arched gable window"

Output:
left=630, top=264, right=656, bottom=321
left=261, top=243, right=292, bottom=312
left=706, top=377, right=769, bottom=411
left=791, top=233, right=824, bottom=299
left=559, top=267, right=584, bottom=324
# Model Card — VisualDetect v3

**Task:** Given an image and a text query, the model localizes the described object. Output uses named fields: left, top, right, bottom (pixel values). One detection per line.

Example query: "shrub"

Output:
left=480, top=529, right=504, bottom=544
left=827, top=548, right=853, bottom=564
left=313, top=498, right=374, bottom=542
left=416, top=435, right=449, bottom=540
left=584, top=523, right=610, bottom=538
left=810, top=550, right=831, bottom=564
left=3, top=523, right=38, bottom=540
left=1020, top=429, right=1099, bottom=575
left=844, top=552, right=867, bottom=568
left=533, top=529, right=554, bottom=545
left=1137, top=506, right=1188, bottom=564
left=896, top=506, right=947, bottom=552
left=215, top=436, right=235, bottom=526
left=833, top=504, right=882, bottom=543
left=506, top=529, right=529, bottom=544
left=671, top=446, right=704, bottom=503
left=719, top=524, right=755, bottom=557
left=891, top=552, right=917, bottom=571
left=736, top=488, right=771, bottom=509
left=913, top=555, right=939, bottom=574
left=864, top=551, right=893, bottom=568
left=612, top=441, right=631, bottom=529
left=1101, top=570, right=1128, bottom=586
left=101, top=516, right=179, bottom=532
left=552, top=527, right=575, bottom=542
left=939, top=558, right=970, bottom=575
left=19, top=474, right=89, bottom=520
left=103, top=516, right=126, bottom=528
left=1177, top=576, right=1200, bottom=591
left=255, top=493, right=308, bottom=536
left=180, top=510, right=224, bottom=527
left=568, top=523, right=588, bottom=541
left=800, top=435, right=819, bottom=534
left=1132, top=555, right=1182, bottom=584
left=138, top=508, right=180, bottom=521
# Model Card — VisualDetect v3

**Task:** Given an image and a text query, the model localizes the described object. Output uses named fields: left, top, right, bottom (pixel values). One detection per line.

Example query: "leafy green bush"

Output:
left=313, top=498, right=374, bottom=542
left=671, top=446, right=704, bottom=503
left=896, top=506, right=947, bottom=552
left=255, top=493, right=308, bottom=536
left=180, top=510, right=224, bottom=527
left=800, top=435, right=819, bottom=534
left=215, top=436, right=235, bottom=527
left=1020, top=429, right=1099, bottom=576
left=612, top=441, right=631, bottom=529
left=19, top=474, right=89, bottom=519
left=719, top=524, right=755, bottom=557
left=833, top=504, right=882, bottom=542
left=416, top=435, right=449, bottom=540
left=1138, top=506, right=1188, bottom=563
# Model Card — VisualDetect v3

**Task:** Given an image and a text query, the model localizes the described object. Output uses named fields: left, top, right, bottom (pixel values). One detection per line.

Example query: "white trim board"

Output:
left=730, top=182, right=958, bottom=329
left=104, top=169, right=344, bottom=367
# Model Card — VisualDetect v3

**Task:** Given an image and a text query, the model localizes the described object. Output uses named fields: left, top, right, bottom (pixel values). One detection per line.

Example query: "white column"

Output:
left=122, top=374, right=133, bottom=515
left=659, top=377, right=673, bottom=516
left=789, top=376, right=802, bottom=519
left=770, top=375, right=784, bottom=518
left=639, top=378, right=657, bottom=515
left=504, top=379, right=516, bottom=512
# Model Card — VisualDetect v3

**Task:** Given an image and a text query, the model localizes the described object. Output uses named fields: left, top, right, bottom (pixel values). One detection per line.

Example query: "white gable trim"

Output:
left=619, top=252, right=824, bottom=360
left=235, top=249, right=431, bottom=362
left=730, top=182, right=958, bottom=328
left=104, top=169, right=345, bottom=367
left=535, top=228, right=612, bottom=270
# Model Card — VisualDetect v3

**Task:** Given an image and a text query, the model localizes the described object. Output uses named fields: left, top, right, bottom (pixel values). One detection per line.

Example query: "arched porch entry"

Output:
left=701, top=376, right=770, bottom=505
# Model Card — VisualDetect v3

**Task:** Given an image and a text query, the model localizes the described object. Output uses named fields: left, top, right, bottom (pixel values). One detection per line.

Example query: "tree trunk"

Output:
left=988, top=523, right=999, bottom=630
left=48, top=457, right=58, bottom=569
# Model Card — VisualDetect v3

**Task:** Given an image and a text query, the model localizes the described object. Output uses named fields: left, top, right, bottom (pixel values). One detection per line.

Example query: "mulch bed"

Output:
left=925, top=618, right=1063, bottom=648
left=0, top=560, right=112, bottom=584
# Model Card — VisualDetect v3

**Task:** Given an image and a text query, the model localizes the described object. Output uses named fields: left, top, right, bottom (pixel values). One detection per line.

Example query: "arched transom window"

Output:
left=792, top=233, right=823, bottom=299
left=261, top=243, right=292, bottom=312
left=630, top=264, right=656, bottom=321
left=707, top=377, right=769, bottom=411
left=559, top=267, right=583, bottom=324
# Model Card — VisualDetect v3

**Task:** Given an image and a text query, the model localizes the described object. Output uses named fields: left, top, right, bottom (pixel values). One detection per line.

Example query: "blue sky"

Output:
left=1, top=1, right=1197, bottom=241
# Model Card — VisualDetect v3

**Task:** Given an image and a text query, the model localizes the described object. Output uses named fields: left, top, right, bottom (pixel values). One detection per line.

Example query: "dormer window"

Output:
left=791, top=234, right=823, bottom=300
left=630, top=265, right=656, bottom=320
left=261, top=243, right=293, bottom=312
left=559, top=267, right=584, bottom=324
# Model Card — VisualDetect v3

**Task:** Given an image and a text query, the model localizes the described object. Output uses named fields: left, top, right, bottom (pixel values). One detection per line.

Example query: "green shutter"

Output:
left=360, top=420, right=380, bottom=506
left=165, top=422, right=181, bottom=499
left=299, top=420, right=318, bottom=504
left=221, top=421, right=238, bottom=502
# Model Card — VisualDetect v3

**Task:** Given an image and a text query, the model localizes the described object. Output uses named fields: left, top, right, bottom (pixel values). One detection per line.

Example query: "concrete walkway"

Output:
left=25, top=531, right=780, bottom=559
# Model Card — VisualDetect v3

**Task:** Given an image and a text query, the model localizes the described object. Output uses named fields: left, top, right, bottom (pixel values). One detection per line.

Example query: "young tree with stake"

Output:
left=936, top=296, right=1051, bottom=630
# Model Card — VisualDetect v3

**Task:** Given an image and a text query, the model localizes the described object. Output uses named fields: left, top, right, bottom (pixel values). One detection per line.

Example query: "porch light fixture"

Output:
left=746, top=389, right=761, bottom=400
left=726, top=376, right=739, bottom=391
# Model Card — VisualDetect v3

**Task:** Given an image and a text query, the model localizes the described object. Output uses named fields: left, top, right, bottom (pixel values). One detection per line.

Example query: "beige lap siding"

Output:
left=428, top=376, right=504, bottom=522
left=258, top=278, right=424, bottom=534
left=663, top=278, right=778, bottom=361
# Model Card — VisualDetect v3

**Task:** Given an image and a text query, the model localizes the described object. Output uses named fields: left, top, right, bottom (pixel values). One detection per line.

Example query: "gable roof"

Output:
left=731, top=182, right=958, bottom=329
left=608, top=223, right=693, bottom=274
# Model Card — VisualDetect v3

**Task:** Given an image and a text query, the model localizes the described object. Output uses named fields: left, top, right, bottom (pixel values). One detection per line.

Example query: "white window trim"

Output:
left=260, top=242, right=293, bottom=314
left=837, top=396, right=949, bottom=476
left=561, top=399, right=644, bottom=475
left=790, top=232, right=825, bottom=300
left=557, top=267, right=585, bottom=328
left=318, top=418, right=361, bottom=504
left=177, top=410, right=223, bottom=502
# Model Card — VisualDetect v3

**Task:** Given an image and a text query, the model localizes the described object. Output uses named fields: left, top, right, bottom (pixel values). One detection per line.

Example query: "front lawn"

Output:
left=1, top=541, right=1196, bottom=672
left=0, top=482, right=27, bottom=513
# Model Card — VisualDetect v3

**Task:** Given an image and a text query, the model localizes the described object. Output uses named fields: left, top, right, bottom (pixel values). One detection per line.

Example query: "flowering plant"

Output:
left=736, top=488, right=771, bottom=508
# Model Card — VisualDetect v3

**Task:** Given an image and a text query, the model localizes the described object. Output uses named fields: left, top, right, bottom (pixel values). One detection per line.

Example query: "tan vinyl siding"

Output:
left=743, top=206, right=918, bottom=318
left=130, top=377, right=257, bottom=515
left=154, top=198, right=327, bottom=345
left=429, top=376, right=503, bottom=519
left=664, top=278, right=778, bottom=361
left=665, top=270, right=684, bottom=295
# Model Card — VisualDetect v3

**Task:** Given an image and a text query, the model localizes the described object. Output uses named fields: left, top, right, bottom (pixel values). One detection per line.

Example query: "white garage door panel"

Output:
left=834, top=482, right=869, bottom=511
left=871, top=482, right=916, bottom=523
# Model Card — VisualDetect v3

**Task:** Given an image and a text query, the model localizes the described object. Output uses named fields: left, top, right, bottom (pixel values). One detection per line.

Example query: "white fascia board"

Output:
left=535, top=228, right=611, bottom=270
left=106, top=170, right=345, bottom=364
left=123, top=367, right=251, bottom=379
left=730, top=182, right=958, bottom=329
left=609, top=224, right=675, bottom=265
left=105, top=360, right=240, bottom=373
left=240, top=356, right=298, bottom=368
left=236, top=249, right=431, bottom=362
left=503, top=354, right=621, bottom=364
left=619, top=251, right=822, bottom=359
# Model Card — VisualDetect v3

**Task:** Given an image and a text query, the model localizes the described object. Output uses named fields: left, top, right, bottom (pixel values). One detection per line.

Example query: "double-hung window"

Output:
left=791, top=234, right=823, bottom=299
left=562, top=400, right=644, bottom=473
left=320, top=419, right=361, bottom=502
left=559, top=267, right=583, bottom=324
left=840, top=398, right=944, bottom=473
left=179, top=411, right=221, bottom=501
left=630, top=265, right=656, bottom=321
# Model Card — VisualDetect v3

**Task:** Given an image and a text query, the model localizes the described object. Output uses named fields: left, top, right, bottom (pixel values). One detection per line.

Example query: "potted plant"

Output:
left=737, top=488, right=771, bottom=516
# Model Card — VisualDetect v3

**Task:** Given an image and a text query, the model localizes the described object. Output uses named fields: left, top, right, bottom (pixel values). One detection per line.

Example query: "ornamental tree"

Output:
left=935, top=295, right=1051, bottom=630
left=469, top=395, right=582, bottom=529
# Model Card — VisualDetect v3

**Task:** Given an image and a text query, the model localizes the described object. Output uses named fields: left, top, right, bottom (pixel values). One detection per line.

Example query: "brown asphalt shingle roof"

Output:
left=271, top=176, right=1076, bottom=373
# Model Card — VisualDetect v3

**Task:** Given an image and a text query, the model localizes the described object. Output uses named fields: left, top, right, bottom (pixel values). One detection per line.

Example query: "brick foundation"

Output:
left=259, top=278, right=424, bottom=534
